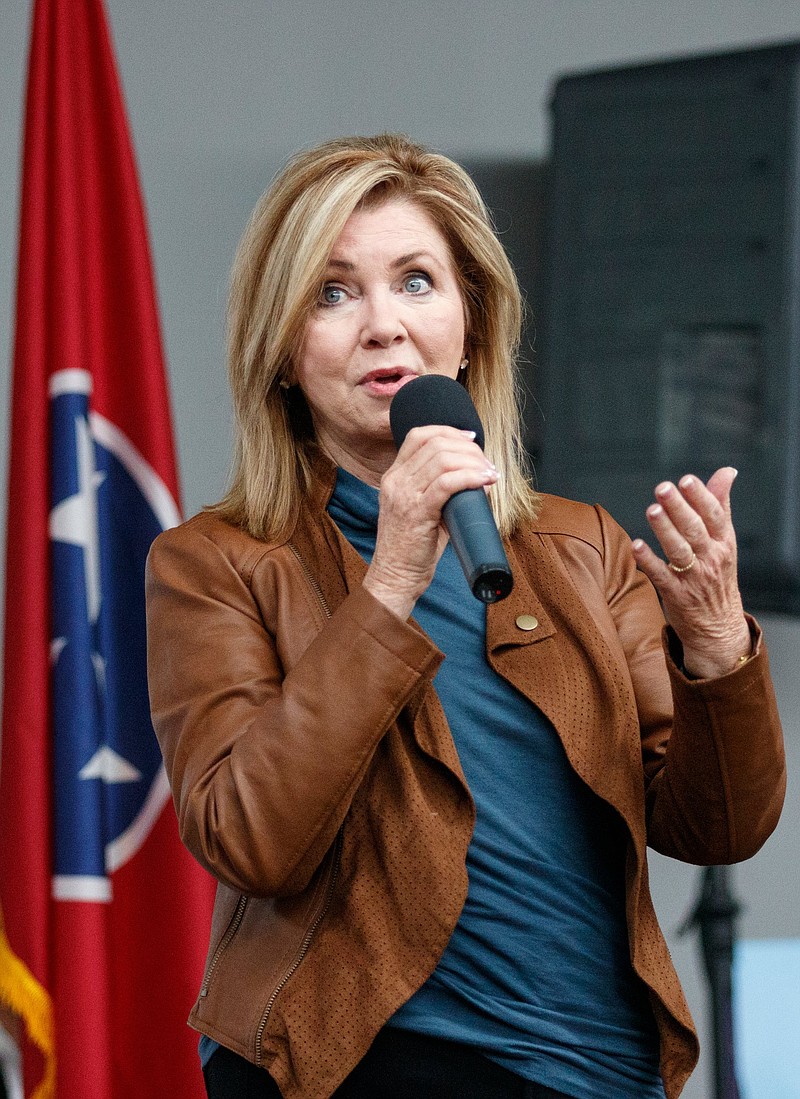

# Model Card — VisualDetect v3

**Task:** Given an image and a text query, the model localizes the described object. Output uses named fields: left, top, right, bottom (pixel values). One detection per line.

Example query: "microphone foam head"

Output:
left=389, top=374, right=484, bottom=450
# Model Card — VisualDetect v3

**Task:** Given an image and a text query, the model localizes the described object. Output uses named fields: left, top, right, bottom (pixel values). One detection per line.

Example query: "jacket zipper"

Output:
left=288, top=542, right=332, bottom=618
left=198, top=893, right=248, bottom=999
left=255, top=827, right=343, bottom=1063
left=253, top=541, right=341, bottom=1063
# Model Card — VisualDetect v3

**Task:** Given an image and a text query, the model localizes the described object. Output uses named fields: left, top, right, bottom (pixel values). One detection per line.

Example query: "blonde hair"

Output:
left=212, top=133, right=539, bottom=540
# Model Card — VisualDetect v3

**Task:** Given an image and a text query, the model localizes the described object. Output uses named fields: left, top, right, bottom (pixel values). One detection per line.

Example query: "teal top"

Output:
left=329, top=468, right=664, bottom=1099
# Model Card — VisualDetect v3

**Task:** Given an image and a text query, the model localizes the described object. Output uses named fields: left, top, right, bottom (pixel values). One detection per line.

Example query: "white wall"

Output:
left=1, top=3, right=799, bottom=1096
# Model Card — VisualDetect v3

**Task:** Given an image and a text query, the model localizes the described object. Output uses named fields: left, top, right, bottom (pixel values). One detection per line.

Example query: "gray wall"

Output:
left=1, top=3, right=799, bottom=1096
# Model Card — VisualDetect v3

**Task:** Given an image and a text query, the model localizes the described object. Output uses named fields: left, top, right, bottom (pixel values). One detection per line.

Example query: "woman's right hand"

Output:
left=363, top=425, right=499, bottom=619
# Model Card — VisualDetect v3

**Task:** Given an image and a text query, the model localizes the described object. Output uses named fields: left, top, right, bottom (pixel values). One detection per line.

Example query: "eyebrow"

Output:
left=325, top=251, right=438, bottom=273
left=390, top=251, right=433, bottom=269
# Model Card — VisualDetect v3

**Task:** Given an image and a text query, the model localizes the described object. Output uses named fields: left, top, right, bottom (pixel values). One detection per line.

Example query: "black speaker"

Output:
left=539, top=42, right=800, bottom=613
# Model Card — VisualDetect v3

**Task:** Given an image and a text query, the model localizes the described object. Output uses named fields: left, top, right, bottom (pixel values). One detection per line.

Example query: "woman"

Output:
left=146, top=134, right=785, bottom=1099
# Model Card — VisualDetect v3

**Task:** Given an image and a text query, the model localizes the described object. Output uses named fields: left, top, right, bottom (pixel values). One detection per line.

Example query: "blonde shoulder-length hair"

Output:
left=211, top=133, right=539, bottom=540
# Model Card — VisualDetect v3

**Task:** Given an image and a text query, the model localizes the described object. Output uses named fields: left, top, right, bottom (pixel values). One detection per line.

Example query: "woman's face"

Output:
left=294, top=198, right=467, bottom=480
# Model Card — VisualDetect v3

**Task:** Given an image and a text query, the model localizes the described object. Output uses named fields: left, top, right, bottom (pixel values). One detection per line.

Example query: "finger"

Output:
left=397, top=446, right=500, bottom=503
left=675, top=475, right=727, bottom=539
left=381, top=443, right=498, bottom=526
left=673, top=471, right=734, bottom=541
left=704, top=466, right=738, bottom=521
left=646, top=494, right=704, bottom=566
left=631, top=537, right=679, bottom=588
left=395, top=429, right=485, bottom=475
left=652, top=481, right=714, bottom=553
left=397, top=424, right=481, bottom=459
left=395, top=429, right=494, bottom=487
left=421, top=458, right=499, bottom=509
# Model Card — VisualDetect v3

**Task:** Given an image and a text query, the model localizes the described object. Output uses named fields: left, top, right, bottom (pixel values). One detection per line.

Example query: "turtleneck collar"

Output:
left=329, top=466, right=380, bottom=536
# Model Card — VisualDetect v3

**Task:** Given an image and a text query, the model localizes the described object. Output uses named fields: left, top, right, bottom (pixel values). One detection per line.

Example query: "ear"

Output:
left=278, top=361, right=297, bottom=389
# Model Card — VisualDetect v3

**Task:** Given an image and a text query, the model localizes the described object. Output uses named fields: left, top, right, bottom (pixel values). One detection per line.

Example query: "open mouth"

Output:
left=360, top=369, right=416, bottom=396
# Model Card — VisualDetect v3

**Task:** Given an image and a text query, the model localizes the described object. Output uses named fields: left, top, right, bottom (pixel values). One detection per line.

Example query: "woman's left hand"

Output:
left=631, top=466, right=752, bottom=679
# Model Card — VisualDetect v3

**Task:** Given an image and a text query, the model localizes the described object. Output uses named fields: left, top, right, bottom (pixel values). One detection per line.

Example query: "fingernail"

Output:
left=679, top=475, right=695, bottom=490
left=631, top=539, right=645, bottom=552
left=655, top=483, right=672, bottom=499
left=647, top=504, right=663, bottom=519
left=731, top=468, right=738, bottom=480
left=460, top=430, right=477, bottom=439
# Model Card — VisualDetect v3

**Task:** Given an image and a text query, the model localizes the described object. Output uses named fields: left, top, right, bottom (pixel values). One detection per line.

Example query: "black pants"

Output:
left=203, top=1028, right=576, bottom=1098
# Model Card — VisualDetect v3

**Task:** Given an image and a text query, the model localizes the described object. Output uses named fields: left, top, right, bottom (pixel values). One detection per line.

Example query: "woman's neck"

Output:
left=315, top=432, right=395, bottom=489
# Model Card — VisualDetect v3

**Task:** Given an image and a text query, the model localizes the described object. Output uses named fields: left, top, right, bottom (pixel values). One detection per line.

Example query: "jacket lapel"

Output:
left=488, top=528, right=646, bottom=835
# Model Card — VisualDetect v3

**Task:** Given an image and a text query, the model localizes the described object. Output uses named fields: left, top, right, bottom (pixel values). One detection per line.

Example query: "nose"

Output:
left=360, top=290, right=406, bottom=348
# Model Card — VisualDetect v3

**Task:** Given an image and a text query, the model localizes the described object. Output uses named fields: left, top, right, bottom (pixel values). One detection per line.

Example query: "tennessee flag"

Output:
left=0, top=1, right=215, bottom=1096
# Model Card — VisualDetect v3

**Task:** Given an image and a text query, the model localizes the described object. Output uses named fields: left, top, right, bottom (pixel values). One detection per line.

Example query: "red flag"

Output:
left=0, top=2, right=215, bottom=1096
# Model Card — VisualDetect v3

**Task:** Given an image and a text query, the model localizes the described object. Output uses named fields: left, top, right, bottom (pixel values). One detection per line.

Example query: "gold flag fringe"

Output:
left=0, top=915, right=55, bottom=1098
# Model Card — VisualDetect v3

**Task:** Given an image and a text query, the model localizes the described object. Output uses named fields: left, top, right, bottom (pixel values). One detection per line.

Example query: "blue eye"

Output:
left=320, top=284, right=346, bottom=306
left=404, top=272, right=432, bottom=294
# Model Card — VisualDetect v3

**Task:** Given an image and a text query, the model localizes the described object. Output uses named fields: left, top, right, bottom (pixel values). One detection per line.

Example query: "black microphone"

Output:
left=389, top=374, right=513, bottom=603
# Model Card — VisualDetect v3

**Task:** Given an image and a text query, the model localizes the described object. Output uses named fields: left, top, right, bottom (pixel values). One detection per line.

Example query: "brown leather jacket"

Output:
left=145, top=458, right=785, bottom=1099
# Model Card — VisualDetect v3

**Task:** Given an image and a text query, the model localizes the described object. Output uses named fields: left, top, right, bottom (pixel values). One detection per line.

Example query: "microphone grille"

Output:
left=389, top=375, right=484, bottom=450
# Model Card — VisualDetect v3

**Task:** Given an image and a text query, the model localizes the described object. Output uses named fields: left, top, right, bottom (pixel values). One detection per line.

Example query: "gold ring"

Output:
left=667, top=551, right=696, bottom=574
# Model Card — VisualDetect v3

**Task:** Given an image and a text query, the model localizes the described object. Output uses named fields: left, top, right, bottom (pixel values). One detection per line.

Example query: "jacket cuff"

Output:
left=663, top=614, right=763, bottom=688
left=341, top=582, right=444, bottom=681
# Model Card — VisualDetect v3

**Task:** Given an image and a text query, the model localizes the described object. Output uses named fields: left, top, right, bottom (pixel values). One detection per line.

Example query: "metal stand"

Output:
left=682, top=866, right=743, bottom=1099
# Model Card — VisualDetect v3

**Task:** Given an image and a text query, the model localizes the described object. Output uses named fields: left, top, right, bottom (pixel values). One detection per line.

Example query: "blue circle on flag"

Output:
left=50, top=384, right=167, bottom=885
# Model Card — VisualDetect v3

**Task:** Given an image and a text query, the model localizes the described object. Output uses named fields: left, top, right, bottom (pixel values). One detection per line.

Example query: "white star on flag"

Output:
left=49, top=412, right=106, bottom=625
